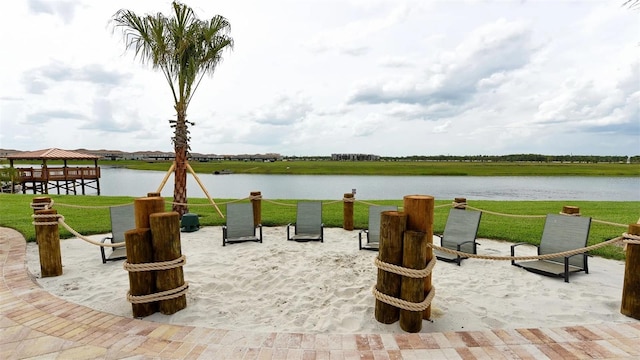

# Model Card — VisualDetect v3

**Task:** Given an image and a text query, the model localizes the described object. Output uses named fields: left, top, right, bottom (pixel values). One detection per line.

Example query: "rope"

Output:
left=31, top=213, right=62, bottom=226
left=169, top=196, right=251, bottom=207
left=452, top=202, right=467, bottom=209
left=262, top=199, right=297, bottom=207
left=623, top=232, right=640, bottom=250
left=371, top=257, right=436, bottom=312
left=127, top=282, right=189, bottom=304
left=592, top=219, right=629, bottom=228
left=249, top=194, right=263, bottom=200
left=559, top=212, right=582, bottom=216
left=30, top=199, right=54, bottom=210
left=123, top=255, right=187, bottom=272
left=371, top=285, right=436, bottom=312
left=429, top=236, right=625, bottom=261
left=54, top=202, right=132, bottom=209
left=374, top=257, right=436, bottom=278
left=465, top=205, right=547, bottom=219
left=34, top=215, right=123, bottom=248
left=343, top=197, right=355, bottom=203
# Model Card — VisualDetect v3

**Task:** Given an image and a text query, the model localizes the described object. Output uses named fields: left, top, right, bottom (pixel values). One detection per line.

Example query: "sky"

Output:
left=0, top=0, right=638, bottom=157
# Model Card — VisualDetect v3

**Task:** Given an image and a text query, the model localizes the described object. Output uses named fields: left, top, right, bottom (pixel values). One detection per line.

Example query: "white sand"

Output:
left=26, top=226, right=632, bottom=334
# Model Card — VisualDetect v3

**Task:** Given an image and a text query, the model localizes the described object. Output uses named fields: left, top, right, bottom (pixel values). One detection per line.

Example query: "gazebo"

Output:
left=6, top=148, right=101, bottom=195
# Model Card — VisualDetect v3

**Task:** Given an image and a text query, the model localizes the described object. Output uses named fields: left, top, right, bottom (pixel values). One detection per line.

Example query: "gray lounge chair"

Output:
left=100, top=204, right=135, bottom=264
left=359, top=205, right=397, bottom=251
left=223, top=203, right=262, bottom=246
left=287, top=201, right=323, bottom=242
left=434, top=208, right=482, bottom=266
left=511, top=214, right=591, bottom=283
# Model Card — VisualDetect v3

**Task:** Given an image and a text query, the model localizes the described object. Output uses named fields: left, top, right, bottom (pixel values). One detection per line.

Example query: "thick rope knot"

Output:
left=452, top=202, right=467, bottom=209
left=343, top=197, right=355, bottom=203
left=622, top=232, right=640, bottom=250
left=249, top=194, right=263, bottom=200
left=123, top=255, right=187, bottom=272
left=127, top=282, right=189, bottom=304
left=31, top=213, right=63, bottom=226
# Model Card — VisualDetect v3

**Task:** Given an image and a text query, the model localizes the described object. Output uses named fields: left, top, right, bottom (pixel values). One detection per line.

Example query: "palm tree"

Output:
left=112, top=1, right=233, bottom=216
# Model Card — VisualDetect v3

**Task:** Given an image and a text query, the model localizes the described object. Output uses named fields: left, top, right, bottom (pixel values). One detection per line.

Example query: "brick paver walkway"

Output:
left=2, top=227, right=639, bottom=359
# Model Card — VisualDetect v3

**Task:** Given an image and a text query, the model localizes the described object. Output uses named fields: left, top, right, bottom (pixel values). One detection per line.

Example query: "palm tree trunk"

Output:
left=172, top=104, right=189, bottom=216
left=173, top=145, right=188, bottom=216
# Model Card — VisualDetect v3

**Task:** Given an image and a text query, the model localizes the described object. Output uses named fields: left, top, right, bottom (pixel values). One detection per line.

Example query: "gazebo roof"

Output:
left=6, top=148, right=100, bottom=160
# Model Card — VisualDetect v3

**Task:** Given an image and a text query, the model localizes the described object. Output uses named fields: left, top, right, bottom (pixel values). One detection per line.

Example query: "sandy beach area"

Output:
left=26, top=226, right=632, bottom=334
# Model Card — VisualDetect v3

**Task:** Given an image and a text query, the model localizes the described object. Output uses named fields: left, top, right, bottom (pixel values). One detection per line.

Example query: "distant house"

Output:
left=331, top=153, right=380, bottom=161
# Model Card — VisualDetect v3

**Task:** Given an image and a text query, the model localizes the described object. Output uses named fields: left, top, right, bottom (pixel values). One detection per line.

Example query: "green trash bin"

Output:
left=181, top=213, right=200, bottom=232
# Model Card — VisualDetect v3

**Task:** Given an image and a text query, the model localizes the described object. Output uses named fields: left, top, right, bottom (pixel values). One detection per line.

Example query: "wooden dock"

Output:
left=15, top=166, right=101, bottom=195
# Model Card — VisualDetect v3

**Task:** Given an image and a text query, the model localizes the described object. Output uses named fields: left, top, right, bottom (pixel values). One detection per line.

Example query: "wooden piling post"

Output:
left=135, top=196, right=166, bottom=229
left=343, top=193, right=354, bottom=231
left=400, top=230, right=427, bottom=332
left=561, top=206, right=580, bottom=215
left=32, top=196, right=53, bottom=243
left=125, top=228, right=158, bottom=317
left=403, top=195, right=435, bottom=320
left=35, top=208, right=63, bottom=277
left=375, top=211, right=407, bottom=324
left=150, top=212, right=187, bottom=315
left=621, top=223, right=640, bottom=319
left=251, top=191, right=262, bottom=227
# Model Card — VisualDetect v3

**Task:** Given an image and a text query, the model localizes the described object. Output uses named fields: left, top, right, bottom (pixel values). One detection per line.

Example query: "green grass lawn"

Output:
left=1, top=193, right=636, bottom=260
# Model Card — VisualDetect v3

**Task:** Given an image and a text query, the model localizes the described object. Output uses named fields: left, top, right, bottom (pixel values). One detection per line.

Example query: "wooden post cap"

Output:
left=628, top=224, right=640, bottom=236
left=562, top=206, right=580, bottom=215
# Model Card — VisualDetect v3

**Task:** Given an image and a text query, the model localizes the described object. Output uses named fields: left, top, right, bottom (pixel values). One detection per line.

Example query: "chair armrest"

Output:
left=320, top=223, right=324, bottom=243
left=100, top=236, right=112, bottom=264
left=510, top=242, right=531, bottom=265
left=222, top=226, right=227, bottom=246
left=286, top=223, right=293, bottom=240
left=456, top=240, right=479, bottom=254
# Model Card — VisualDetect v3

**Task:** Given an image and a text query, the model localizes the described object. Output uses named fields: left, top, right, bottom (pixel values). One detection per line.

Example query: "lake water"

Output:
left=97, top=167, right=640, bottom=201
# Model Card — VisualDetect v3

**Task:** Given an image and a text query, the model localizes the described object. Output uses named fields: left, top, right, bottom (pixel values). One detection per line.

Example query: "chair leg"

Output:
left=584, top=254, right=589, bottom=274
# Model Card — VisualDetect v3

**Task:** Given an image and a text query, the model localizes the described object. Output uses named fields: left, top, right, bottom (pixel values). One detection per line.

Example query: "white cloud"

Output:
left=0, top=0, right=637, bottom=156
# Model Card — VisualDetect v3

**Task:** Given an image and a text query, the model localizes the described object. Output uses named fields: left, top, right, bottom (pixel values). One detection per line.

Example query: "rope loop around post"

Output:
left=123, top=255, right=187, bottom=272
left=374, top=257, right=436, bottom=278
left=372, top=257, right=437, bottom=312
left=622, top=232, right=640, bottom=250
left=32, top=213, right=63, bottom=226
left=30, top=199, right=54, bottom=211
left=127, top=282, right=189, bottom=304
left=372, top=285, right=436, bottom=312
left=452, top=202, right=467, bottom=209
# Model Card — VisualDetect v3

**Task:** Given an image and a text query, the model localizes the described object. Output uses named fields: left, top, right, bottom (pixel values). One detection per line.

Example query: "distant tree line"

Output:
left=382, top=154, right=638, bottom=163
left=283, top=154, right=639, bottom=163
